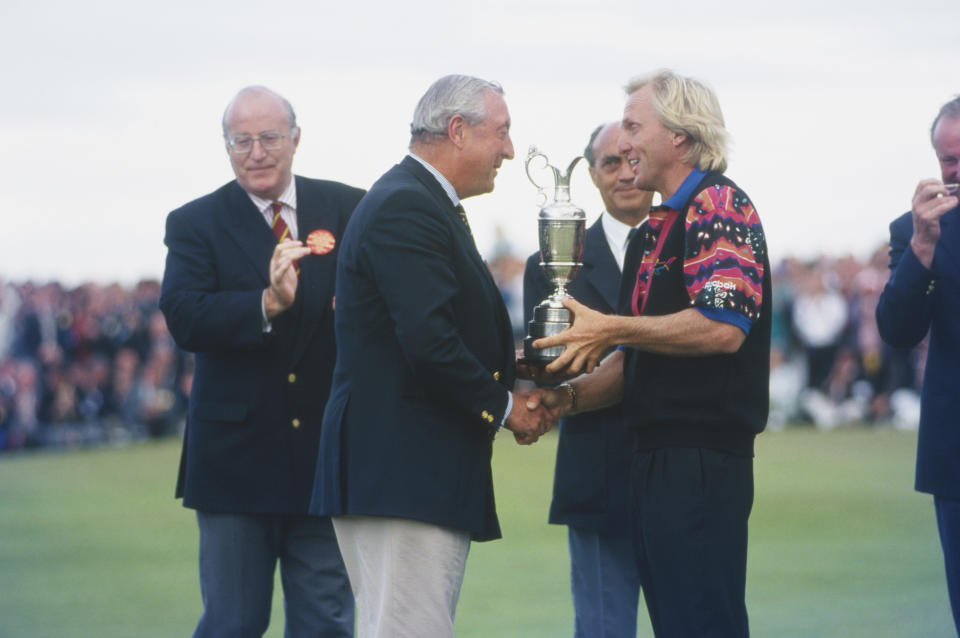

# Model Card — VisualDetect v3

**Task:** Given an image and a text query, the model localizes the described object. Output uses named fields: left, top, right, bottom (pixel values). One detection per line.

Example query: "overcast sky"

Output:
left=2, top=0, right=957, bottom=284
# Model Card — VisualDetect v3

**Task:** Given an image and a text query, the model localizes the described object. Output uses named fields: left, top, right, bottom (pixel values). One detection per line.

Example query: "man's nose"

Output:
left=249, top=139, right=268, bottom=159
left=503, top=135, right=515, bottom=160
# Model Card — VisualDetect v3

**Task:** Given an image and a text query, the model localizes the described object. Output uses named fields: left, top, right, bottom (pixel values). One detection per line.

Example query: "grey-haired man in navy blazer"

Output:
left=524, top=122, right=653, bottom=638
left=160, top=86, right=364, bottom=638
left=311, top=75, right=552, bottom=638
left=876, top=95, right=960, bottom=634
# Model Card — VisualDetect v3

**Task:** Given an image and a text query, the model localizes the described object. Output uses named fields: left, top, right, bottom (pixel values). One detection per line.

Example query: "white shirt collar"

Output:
left=408, top=152, right=460, bottom=208
left=601, top=210, right=641, bottom=273
left=246, top=177, right=297, bottom=214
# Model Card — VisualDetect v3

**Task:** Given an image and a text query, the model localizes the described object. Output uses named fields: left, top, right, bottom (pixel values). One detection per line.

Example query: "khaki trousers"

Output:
left=332, top=515, right=471, bottom=638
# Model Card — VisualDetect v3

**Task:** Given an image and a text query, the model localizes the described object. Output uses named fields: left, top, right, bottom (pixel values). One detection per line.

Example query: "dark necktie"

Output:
left=455, top=203, right=473, bottom=237
left=271, top=201, right=299, bottom=275
left=271, top=201, right=291, bottom=241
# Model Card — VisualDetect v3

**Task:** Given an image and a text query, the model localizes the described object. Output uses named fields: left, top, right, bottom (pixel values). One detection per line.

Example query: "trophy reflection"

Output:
left=522, top=146, right=586, bottom=365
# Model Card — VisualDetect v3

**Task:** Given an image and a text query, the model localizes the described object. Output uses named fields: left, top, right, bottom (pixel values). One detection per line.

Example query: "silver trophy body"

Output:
left=522, top=147, right=586, bottom=365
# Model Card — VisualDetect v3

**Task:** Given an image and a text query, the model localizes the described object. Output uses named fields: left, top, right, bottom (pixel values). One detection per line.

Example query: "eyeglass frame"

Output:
left=225, top=127, right=299, bottom=154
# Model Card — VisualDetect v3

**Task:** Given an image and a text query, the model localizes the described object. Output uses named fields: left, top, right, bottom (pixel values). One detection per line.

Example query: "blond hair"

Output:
left=625, top=69, right=728, bottom=173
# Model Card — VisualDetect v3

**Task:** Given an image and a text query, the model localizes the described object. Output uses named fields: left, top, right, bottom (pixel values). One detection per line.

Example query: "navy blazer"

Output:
left=310, top=156, right=516, bottom=542
left=876, top=208, right=960, bottom=499
left=523, top=218, right=634, bottom=535
left=160, top=176, right=364, bottom=514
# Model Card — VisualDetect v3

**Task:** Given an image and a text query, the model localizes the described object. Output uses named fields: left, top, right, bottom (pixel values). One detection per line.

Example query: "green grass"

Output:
left=0, top=428, right=953, bottom=637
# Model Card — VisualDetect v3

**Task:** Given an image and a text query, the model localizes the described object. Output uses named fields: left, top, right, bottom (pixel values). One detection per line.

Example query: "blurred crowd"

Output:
left=0, top=279, right=192, bottom=451
left=0, top=241, right=925, bottom=453
left=765, top=245, right=924, bottom=430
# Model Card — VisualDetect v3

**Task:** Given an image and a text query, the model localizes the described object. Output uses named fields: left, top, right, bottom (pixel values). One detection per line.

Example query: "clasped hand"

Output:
left=505, top=381, right=582, bottom=445
left=504, top=388, right=571, bottom=445
left=264, top=240, right=312, bottom=318
left=911, top=179, right=959, bottom=268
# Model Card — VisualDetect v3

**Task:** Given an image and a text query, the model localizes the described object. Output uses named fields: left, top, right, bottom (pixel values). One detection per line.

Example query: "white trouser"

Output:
left=332, top=515, right=471, bottom=638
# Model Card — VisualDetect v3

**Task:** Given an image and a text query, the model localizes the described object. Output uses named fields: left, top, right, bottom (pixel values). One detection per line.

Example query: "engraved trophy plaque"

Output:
left=522, top=146, right=586, bottom=365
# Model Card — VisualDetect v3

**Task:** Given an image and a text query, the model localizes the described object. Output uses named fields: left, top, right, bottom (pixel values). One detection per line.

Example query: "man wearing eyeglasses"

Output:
left=160, top=85, right=364, bottom=638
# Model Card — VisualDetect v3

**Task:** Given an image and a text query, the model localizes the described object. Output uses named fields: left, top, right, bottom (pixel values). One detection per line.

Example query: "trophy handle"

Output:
left=525, top=146, right=555, bottom=206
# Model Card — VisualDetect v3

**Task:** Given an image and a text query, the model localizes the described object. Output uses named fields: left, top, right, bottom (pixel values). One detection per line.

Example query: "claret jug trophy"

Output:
left=522, top=146, right=586, bottom=365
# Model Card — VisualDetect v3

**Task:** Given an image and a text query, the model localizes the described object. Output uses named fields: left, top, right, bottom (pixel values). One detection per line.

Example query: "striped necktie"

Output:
left=271, top=201, right=299, bottom=275
left=271, top=201, right=291, bottom=242
left=455, top=203, right=473, bottom=237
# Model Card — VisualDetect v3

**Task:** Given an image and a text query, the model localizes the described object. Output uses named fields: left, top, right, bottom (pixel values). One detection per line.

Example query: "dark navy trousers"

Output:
left=193, top=511, right=353, bottom=638
left=631, top=447, right=753, bottom=638
left=568, top=526, right=643, bottom=638
left=935, top=496, right=960, bottom=635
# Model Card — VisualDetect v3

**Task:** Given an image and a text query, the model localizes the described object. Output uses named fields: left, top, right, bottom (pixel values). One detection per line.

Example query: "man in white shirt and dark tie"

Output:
left=522, top=121, right=653, bottom=638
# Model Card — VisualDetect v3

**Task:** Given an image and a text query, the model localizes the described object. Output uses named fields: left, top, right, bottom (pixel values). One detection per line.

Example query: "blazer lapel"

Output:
left=219, top=182, right=275, bottom=287
left=401, top=156, right=488, bottom=268
left=580, top=220, right=621, bottom=312
left=401, top=157, right=515, bottom=372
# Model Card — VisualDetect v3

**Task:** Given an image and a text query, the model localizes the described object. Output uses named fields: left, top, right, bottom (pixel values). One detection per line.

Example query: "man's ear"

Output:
left=448, top=114, right=467, bottom=150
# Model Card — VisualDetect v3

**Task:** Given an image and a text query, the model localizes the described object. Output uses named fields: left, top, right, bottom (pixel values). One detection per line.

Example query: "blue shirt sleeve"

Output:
left=696, top=307, right=752, bottom=335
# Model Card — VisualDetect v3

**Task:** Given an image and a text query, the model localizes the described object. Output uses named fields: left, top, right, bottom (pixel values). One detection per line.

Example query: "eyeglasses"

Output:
left=226, top=129, right=295, bottom=154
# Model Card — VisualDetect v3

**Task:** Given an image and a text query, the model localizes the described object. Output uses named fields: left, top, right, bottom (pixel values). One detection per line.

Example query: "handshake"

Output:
left=503, top=385, right=572, bottom=445
left=503, top=354, right=584, bottom=445
left=502, top=298, right=613, bottom=445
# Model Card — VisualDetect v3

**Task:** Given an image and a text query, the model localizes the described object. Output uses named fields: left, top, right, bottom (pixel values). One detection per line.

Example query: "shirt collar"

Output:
left=246, top=177, right=297, bottom=214
left=408, top=152, right=460, bottom=208
left=661, top=168, right=707, bottom=210
left=601, top=210, right=636, bottom=248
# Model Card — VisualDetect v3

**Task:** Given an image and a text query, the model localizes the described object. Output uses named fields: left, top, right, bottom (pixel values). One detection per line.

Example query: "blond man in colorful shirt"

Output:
left=527, top=69, right=771, bottom=638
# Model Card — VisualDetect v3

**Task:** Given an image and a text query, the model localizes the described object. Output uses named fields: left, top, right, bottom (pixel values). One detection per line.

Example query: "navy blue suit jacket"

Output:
left=160, top=176, right=364, bottom=514
left=310, top=156, right=516, bottom=542
left=523, top=218, right=634, bottom=535
left=876, top=208, right=960, bottom=498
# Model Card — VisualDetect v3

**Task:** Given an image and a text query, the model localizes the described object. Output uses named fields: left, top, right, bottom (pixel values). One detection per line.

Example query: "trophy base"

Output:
left=522, top=301, right=572, bottom=365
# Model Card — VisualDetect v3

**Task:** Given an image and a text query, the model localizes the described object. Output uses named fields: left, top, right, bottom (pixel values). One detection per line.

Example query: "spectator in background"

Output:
left=791, top=263, right=858, bottom=428
left=791, top=264, right=849, bottom=391
left=487, top=225, right=527, bottom=346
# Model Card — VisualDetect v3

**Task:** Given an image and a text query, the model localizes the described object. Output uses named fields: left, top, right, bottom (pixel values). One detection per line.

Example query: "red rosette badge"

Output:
left=306, top=229, right=336, bottom=255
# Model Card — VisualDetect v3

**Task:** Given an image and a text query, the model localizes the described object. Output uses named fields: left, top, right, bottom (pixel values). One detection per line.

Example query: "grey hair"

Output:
left=409, top=75, right=504, bottom=146
left=221, top=86, right=297, bottom=136
left=625, top=69, right=728, bottom=173
left=931, top=95, right=960, bottom=146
